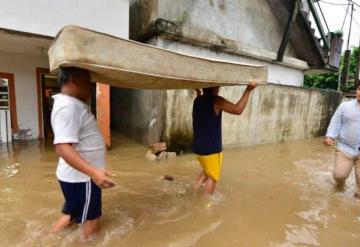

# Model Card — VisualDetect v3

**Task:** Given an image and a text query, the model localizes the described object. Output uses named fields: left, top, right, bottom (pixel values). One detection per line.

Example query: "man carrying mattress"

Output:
left=192, top=83, right=258, bottom=196
left=49, top=67, right=115, bottom=238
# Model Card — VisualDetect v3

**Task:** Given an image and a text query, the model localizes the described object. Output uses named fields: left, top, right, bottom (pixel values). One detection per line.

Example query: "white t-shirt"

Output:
left=51, top=94, right=106, bottom=183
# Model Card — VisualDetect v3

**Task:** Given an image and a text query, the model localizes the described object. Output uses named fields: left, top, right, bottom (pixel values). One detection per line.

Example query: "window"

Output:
left=0, top=78, right=9, bottom=109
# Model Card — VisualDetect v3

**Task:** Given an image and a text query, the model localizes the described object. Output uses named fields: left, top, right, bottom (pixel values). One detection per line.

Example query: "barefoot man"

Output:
left=192, top=82, right=258, bottom=196
left=324, top=85, right=360, bottom=197
left=50, top=67, right=115, bottom=238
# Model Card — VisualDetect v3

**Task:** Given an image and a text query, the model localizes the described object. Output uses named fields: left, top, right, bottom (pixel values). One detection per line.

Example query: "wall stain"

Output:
left=218, top=0, right=226, bottom=11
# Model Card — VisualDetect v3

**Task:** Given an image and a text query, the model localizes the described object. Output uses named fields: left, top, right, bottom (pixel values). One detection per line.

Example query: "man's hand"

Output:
left=195, top=89, right=202, bottom=97
left=90, top=168, right=116, bottom=189
left=246, top=81, right=259, bottom=91
left=215, top=80, right=258, bottom=115
left=55, top=144, right=116, bottom=189
left=323, top=137, right=335, bottom=146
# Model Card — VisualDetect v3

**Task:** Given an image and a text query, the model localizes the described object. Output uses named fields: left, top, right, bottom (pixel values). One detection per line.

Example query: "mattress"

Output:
left=48, top=26, right=268, bottom=89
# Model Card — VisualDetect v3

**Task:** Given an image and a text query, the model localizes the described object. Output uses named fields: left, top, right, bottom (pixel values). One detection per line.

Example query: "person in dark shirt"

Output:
left=192, top=82, right=258, bottom=196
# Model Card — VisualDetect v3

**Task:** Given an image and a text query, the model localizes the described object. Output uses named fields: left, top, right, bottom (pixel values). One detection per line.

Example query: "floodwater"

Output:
left=0, top=136, right=360, bottom=247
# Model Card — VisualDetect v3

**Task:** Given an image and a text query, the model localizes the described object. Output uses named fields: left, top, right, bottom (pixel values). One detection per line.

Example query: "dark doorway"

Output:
left=40, top=74, right=60, bottom=141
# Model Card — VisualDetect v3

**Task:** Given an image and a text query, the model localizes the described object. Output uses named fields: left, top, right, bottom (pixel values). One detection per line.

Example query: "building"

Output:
left=0, top=0, right=342, bottom=150
left=0, top=0, right=129, bottom=144
left=111, top=0, right=342, bottom=150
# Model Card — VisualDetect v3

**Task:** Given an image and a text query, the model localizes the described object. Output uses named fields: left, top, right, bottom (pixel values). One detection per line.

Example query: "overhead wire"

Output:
left=341, top=3, right=350, bottom=30
left=316, top=0, right=331, bottom=32
left=346, top=0, right=360, bottom=28
left=319, top=0, right=349, bottom=5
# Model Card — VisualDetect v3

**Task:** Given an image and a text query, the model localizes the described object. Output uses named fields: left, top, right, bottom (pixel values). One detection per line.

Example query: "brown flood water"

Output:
left=0, top=136, right=360, bottom=247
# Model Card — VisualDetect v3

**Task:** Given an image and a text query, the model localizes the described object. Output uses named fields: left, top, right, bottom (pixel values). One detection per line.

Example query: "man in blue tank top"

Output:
left=192, top=82, right=258, bottom=196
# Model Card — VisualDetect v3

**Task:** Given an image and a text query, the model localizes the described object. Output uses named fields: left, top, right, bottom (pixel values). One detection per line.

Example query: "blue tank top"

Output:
left=192, top=95, right=222, bottom=155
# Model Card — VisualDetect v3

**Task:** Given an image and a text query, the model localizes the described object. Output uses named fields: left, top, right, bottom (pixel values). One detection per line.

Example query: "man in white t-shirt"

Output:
left=49, top=67, right=115, bottom=238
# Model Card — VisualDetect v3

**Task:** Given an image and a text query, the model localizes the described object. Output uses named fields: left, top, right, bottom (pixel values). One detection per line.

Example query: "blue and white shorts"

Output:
left=59, top=180, right=102, bottom=224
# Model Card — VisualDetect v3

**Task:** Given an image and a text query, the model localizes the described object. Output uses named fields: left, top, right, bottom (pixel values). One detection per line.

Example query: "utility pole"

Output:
left=340, top=3, right=354, bottom=90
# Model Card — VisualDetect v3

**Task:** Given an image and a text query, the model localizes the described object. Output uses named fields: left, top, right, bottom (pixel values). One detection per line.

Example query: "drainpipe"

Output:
left=306, top=0, right=330, bottom=50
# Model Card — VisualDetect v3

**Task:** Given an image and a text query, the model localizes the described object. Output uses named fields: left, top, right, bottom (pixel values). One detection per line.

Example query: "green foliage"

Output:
left=304, top=47, right=359, bottom=92
left=333, top=30, right=343, bottom=37
left=304, top=72, right=339, bottom=90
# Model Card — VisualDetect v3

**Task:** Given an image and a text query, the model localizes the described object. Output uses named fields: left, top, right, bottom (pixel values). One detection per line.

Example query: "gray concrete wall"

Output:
left=111, top=84, right=341, bottom=152
left=110, top=37, right=166, bottom=145
left=158, top=0, right=298, bottom=57
left=111, top=88, right=166, bottom=144
left=130, top=0, right=309, bottom=87
left=164, top=85, right=341, bottom=152
left=131, top=0, right=297, bottom=57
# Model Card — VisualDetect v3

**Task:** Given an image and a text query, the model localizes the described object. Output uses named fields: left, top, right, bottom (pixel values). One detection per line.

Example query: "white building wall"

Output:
left=0, top=0, right=129, bottom=139
left=0, top=0, right=129, bottom=38
left=0, top=51, right=48, bottom=139
left=158, top=39, right=303, bottom=86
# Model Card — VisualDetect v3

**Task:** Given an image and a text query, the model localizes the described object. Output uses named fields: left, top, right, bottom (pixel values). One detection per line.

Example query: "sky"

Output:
left=314, top=0, right=360, bottom=51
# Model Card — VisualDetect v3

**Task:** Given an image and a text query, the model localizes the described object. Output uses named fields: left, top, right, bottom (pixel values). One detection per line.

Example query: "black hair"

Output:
left=58, top=67, right=90, bottom=87
left=203, top=87, right=213, bottom=95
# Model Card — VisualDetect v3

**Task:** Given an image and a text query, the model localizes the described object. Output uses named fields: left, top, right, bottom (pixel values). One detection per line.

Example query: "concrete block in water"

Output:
left=145, top=150, right=157, bottom=161
left=166, top=152, right=177, bottom=158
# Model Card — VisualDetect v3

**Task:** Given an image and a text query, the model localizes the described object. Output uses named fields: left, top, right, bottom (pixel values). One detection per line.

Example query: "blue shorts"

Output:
left=59, top=180, right=102, bottom=224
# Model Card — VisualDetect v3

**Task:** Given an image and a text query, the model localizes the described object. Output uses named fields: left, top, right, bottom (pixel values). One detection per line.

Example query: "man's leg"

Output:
left=204, top=177, right=216, bottom=196
left=82, top=180, right=102, bottom=239
left=354, top=156, right=360, bottom=197
left=49, top=214, right=72, bottom=233
left=83, top=219, right=99, bottom=239
left=193, top=170, right=207, bottom=192
left=50, top=180, right=76, bottom=234
left=333, top=151, right=355, bottom=189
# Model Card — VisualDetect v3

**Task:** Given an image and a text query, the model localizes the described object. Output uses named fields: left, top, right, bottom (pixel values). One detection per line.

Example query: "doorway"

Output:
left=39, top=73, right=60, bottom=140
left=36, top=68, right=99, bottom=142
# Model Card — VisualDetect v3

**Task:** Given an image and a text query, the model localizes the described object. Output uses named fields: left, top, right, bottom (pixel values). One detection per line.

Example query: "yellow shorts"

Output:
left=197, top=152, right=223, bottom=181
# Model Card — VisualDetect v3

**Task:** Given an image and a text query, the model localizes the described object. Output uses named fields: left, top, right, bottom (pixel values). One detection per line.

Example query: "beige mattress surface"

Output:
left=48, top=26, right=268, bottom=89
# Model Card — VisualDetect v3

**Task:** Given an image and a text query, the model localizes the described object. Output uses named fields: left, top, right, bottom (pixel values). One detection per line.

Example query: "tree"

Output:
left=304, top=46, right=359, bottom=92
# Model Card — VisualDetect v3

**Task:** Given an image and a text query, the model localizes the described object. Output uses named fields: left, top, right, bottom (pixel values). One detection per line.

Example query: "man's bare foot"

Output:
left=333, top=181, right=345, bottom=192
left=49, top=214, right=72, bottom=234
left=83, top=219, right=99, bottom=240
left=193, top=171, right=207, bottom=192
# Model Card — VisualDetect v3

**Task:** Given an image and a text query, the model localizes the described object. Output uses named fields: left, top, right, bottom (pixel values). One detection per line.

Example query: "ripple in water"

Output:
left=1, top=163, right=20, bottom=177
left=168, top=220, right=222, bottom=247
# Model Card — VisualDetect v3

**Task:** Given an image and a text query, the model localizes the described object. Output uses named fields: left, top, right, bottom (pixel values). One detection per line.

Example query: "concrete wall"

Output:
left=113, top=83, right=340, bottom=151
left=164, top=85, right=341, bottom=152
left=157, top=0, right=297, bottom=57
left=111, top=88, right=166, bottom=144
left=130, top=0, right=308, bottom=86
left=157, top=38, right=304, bottom=86
left=0, top=0, right=129, bottom=37
left=0, top=51, right=48, bottom=139
left=131, top=0, right=294, bottom=54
